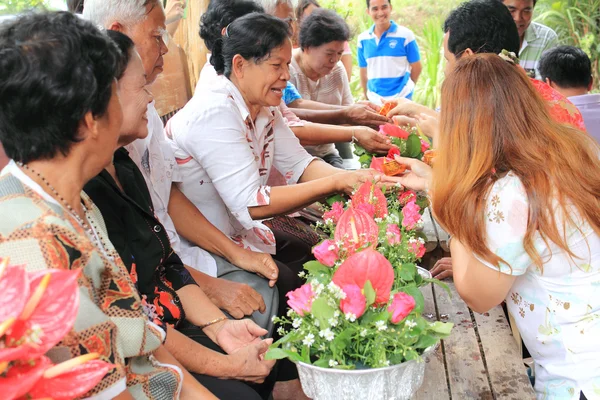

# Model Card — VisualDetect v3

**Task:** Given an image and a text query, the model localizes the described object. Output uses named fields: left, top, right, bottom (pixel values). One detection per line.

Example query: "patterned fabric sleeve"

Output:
left=473, top=173, right=532, bottom=276
left=163, top=251, right=197, bottom=292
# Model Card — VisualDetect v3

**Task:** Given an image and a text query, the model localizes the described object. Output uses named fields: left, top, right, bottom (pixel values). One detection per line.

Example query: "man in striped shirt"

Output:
left=500, top=0, right=558, bottom=80
left=357, top=0, right=422, bottom=104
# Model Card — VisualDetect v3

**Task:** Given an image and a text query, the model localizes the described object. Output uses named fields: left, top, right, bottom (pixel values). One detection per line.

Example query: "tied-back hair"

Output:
left=432, top=54, right=600, bottom=271
left=210, top=12, right=290, bottom=78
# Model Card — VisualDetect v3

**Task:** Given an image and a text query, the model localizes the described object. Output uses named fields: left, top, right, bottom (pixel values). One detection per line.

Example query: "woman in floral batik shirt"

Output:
left=392, top=54, right=600, bottom=400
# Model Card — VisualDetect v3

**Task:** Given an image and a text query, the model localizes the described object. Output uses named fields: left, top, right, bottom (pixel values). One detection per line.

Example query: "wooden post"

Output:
left=172, top=0, right=210, bottom=93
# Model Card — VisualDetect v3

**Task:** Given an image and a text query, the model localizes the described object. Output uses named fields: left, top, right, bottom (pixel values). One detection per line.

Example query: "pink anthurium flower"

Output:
left=0, top=258, right=29, bottom=323
left=0, top=356, right=52, bottom=400
left=379, top=124, right=409, bottom=139
left=388, top=292, right=416, bottom=324
left=313, top=240, right=339, bottom=267
left=334, top=208, right=379, bottom=256
left=332, top=249, right=394, bottom=306
left=351, top=181, right=388, bottom=219
left=286, top=284, right=314, bottom=316
left=339, top=284, right=367, bottom=319
left=369, top=157, right=385, bottom=174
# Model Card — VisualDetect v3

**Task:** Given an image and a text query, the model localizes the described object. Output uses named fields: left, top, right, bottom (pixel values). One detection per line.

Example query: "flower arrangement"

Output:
left=354, top=123, right=431, bottom=170
left=0, top=258, right=113, bottom=400
left=266, top=182, right=452, bottom=369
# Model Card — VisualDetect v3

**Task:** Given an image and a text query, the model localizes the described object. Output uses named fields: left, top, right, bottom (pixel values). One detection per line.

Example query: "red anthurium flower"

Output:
left=0, top=356, right=52, bottom=400
left=369, top=157, right=385, bottom=174
left=0, top=259, right=28, bottom=324
left=4, top=269, right=80, bottom=362
left=379, top=124, right=409, bottom=140
left=332, top=249, right=394, bottom=306
left=334, top=208, right=379, bottom=256
left=351, top=181, right=388, bottom=219
left=386, top=147, right=400, bottom=159
left=29, top=357, right=114, bottom=400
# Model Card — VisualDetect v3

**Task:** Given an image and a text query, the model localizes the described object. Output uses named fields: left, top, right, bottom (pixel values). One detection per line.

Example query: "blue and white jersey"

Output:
left=357, top=21, right=420, bottom=102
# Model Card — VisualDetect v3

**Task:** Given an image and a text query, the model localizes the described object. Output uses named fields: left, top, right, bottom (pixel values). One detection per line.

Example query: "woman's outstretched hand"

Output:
left=378, top=156, right=432, bottom=192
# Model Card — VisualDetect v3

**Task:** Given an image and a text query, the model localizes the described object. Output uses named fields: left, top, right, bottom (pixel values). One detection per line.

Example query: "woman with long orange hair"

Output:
left=392, top=53, right=600, bottom=399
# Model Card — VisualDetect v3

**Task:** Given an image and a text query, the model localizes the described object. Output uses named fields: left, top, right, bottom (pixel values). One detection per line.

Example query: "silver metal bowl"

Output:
left=296, top=344, right=436, bottom=400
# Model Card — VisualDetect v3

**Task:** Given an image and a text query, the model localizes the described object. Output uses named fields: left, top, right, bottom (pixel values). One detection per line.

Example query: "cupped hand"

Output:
left=430, top=257, right=453, bottom=280
left=356, top=100, right=381, bottom=113
left=415, top=112, right=439, bottom=141
left=215, top=319, right=267, bottom=355
left=208, top=279, right=266, bottom=319
left=227, top=339, right=276, bottom=383
left=378, top=156, right=432, bottom=192
left=344, top=104, right=391, bottom=129
left=230, top=247, right=278, bottom=287
left=353, top=126, right=393, bottom=154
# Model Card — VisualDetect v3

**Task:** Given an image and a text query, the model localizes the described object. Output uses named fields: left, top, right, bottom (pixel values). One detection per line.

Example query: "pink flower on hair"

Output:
left=401, top=200, right=422, bottom=230
left=312, top=240, right=339, bottom=267
left=355, top=203, right=376, bottom=219
left=286, top=284, right=314, bottom=316
left=408, top=240, right=426, bottom=258
left=323, top=202, right=344, bottom=224
left=386, top=224, right=401, bottom=245
left=339, top=284, right=367, bottom=319
left=388, top=292, right=416, bottom=324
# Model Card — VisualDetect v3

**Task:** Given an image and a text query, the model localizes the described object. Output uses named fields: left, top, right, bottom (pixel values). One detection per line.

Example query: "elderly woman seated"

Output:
left=0, top=12, right=214, bottom=399
left=83, top=30, right=279, bottom=400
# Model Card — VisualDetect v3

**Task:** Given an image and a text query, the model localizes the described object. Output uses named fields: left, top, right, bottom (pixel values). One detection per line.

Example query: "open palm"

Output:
left=215, top=319, right=267, bottom=354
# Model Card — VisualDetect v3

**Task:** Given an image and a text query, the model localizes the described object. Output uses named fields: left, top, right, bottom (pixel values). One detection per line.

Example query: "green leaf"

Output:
left=360, top=309, right=391, bottom=325
left=331, top=328, right=353, bottom=354
left=265, top=347, right=303, bottom=362
left=363, top=280, right=376, bottom=306
left=399, top=285, right=425, bottom=314
left=314, top=358, right=330, bottom=368
left=400, top=263, right=417, bottom=281
left=414, top=334, right=439, bottom=349
left=429, top=321, right=454, bottom=337
left=404, top=134, right=422, bottom=158
left=326, top=194, right=345, bottom=207
left=359, top=154, right=372, bottom=166
left=423, top=278, right=452, bottom=297
left=312, top=297, right=335, bottom=326
left=353, top=144, right=366, bottom=156
left=304, top=261, right=330, bottom=275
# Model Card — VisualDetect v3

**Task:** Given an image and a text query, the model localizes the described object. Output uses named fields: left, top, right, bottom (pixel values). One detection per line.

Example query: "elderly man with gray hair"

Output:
left=82, top=1, right=295, bottom=399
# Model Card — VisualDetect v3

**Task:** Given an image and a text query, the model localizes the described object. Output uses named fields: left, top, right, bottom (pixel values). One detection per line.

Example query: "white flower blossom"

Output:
left=328, top=317, right=339, bottom=327
left=314, top=319, right=320, bottom=327
left=298, top=271, right=306, bottom=278
left=375, top=320, right=388, bottom=331
left=333, top=310, right=341, bottom=318
left=345, top=313, right=357, bottom=322
left=302, top=333, right=315, bottom=347
left=271, top=315, right=277, bottom=322
left=293, top=318, right=302, bottom=328
left=318, top=343, right=327, bottom=351
left=374, top=217, right=383, bottom=223
left=383, top=360, right=390, bottom=367
left=405, top=320, right=418, bottom=329
left=277, top=327, right=286, bottom=336
left=319, top=328, right=335, bottom=341
left=327, top=244, right=336, bottom=251
left=287, top=309, right=295, bottom=317
left=329, top=360, right=339, bottom=367
left=360, top=328, right=368, bottom=337
left=327, top=282, right=346, bottom=300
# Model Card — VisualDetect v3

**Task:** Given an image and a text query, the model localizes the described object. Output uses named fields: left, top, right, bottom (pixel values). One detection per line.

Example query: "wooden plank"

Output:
left=435, top=282, right=493, bottom=399
left=473, top=307, right=536, bottom=399
left=414, top=283, right=450, bottom=400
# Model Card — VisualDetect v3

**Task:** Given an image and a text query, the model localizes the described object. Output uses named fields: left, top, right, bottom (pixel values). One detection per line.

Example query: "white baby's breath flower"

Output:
left=319, top=328, right=335, bottom=341
left=327, top=244, right=336, bottom=251
left=298, top=271, right=306, bottom=278
left=292, top=318, right=302, bottom=328
left=375, top=320, right=388, bottom=331
left=287, top=309, right=295, bottom=317
left=405, top=320, right=417, bottom=329
left=329, top=360, right=339, bottom=367
left=360, top=328, right=368, bottom=337
left=345, top=313, right=357, bottom=322
left=277, top=327, right=286, bottom=336
left=318, top=343, right=327, bottom=351
left=314, top=319, right=320, bottom=327
left=271, top=315, right=277, bottom=322
left=374, top=217, right=383, bottom=223
left=384, top=360, right=390, bottom=367
left=347, top=199, right=352, bottom=206
left=302, top=333, right=315, bottom=347
left=333, top=310, right=341, bottom=318
left=328, top=317, right=339, bottom=327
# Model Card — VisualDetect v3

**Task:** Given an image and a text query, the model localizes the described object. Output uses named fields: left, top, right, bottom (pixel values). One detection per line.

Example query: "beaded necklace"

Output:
left=16, top=162, right=109, bottom=254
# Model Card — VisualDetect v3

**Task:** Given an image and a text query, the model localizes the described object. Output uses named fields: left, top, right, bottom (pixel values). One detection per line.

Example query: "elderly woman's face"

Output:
left=118, top=51, right=153, bottom=144
left=304, top=40, right=345, bottom=78
left=242, top=39, right=292, bottom=108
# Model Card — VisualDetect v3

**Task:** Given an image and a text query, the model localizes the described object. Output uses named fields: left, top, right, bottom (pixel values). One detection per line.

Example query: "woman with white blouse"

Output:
left=167, top=12, right=375, bottom=269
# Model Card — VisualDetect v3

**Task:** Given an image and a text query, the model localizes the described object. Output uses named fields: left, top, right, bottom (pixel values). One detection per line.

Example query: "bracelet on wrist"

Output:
left=351, top=128, right=358, bottom=143
left=199, top=316, right=228, bottom=329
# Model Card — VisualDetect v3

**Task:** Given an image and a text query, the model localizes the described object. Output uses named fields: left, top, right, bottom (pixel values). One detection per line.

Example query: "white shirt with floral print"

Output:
left=166, top=75, right=315, bottom=254
left=475, top=172, right=600, bottom=399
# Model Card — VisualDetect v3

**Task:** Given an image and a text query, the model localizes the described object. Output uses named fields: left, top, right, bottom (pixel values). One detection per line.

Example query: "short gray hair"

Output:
left=82, top=0, right=159, bottom=28
left=257, top=0, right=298, bottom=15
